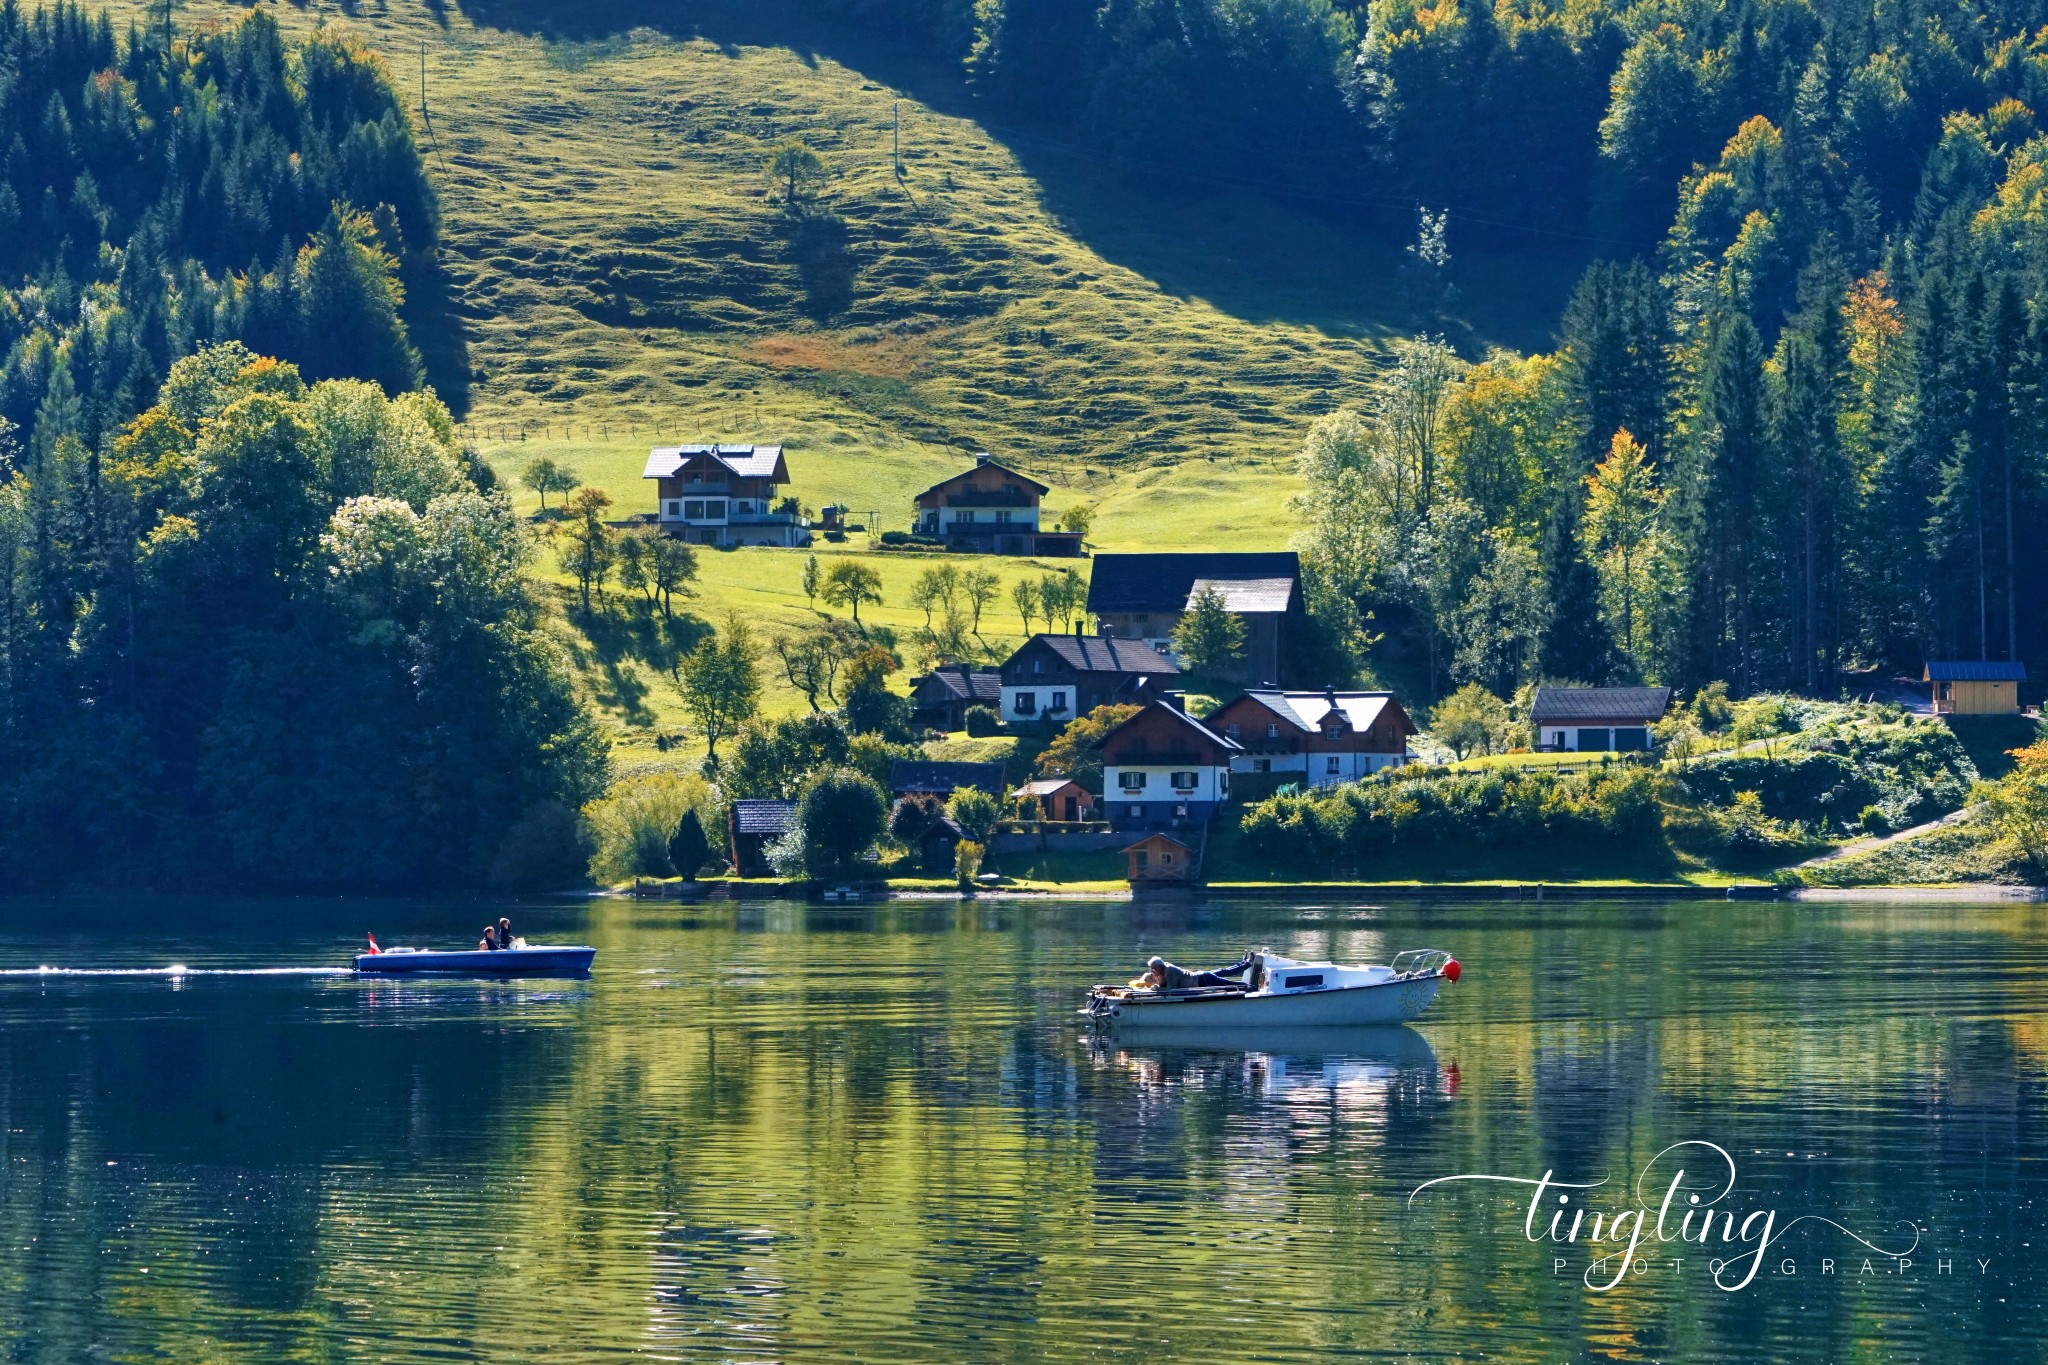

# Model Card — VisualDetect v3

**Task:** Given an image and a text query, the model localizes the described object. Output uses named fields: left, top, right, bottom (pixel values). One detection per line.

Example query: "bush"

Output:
left=890, top=792, right=944, bottom=844
left=667, top=809, right=713, bottom=879
left=879, top=530, right=909, bottom=545
left=946, top=787, right=1002, bottom=843
left=963, top=705, right=1001, bottom=737
left=583, top=771, right=719, bottom=884
left=794, top=768, right=889, bottom=881
left=1731, top=696, right=1800, bottom=743
left=1690, top=681, right=1734, bottom=733
left=955, top=839, right=986, bottom=886
left=1858, top=805, right=1890, bottom=837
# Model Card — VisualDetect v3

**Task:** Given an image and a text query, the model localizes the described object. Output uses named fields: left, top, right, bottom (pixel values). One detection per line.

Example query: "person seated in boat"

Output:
left=1139, top=953, right=1257, bottom=992
left=497, top=917, right=522, bottom=950
left=478, top=925, right=499, bottom=952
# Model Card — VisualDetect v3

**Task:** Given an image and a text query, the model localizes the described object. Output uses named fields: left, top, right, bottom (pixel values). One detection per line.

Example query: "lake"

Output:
left=0, top=894, right=2038, bottom=1362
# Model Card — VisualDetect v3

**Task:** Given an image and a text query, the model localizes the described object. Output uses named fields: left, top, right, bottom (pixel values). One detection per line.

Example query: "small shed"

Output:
left=1123, top=832, right=1195, bottom=885
left=1925, top=661, right=2026, bottom=715
left=1015, top=777, right=1095, bottom=823
left=728, top=799, right=797, bottom=878
left=915, top=816, right=966, bottom=874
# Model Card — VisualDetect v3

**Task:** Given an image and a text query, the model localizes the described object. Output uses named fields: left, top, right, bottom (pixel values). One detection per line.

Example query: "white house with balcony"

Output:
left=643, top=443, right=810, bottom=547
left=1097, top=699, right=1241, bottom=831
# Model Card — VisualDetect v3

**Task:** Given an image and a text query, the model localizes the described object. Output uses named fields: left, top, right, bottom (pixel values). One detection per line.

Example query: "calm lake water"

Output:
left=0, top=895, right=2039, bottom=1363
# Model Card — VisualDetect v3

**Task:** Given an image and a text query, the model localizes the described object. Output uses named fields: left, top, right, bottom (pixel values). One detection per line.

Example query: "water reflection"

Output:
left=0, top=896, right=2035, bottom=1362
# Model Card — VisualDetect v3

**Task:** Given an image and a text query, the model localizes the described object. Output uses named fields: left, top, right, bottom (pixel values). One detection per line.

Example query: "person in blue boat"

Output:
left=478, top=924, right=499, bottom=951
left=497, top=917, right=521, bottom=950
left=1141, top=953, right=1256, bottom=991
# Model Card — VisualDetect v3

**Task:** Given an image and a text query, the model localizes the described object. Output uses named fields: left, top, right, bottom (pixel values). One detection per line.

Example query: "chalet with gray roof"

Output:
left=997, top=632, right=1179, bottom=727
left=1086, top=552, right=1303, bottom=684
left=1529, top=686, right=1672, bottom=752
left=643, top=443, right=809, bottom=547
left=911, top=454, right=1082, bottom=556
left=1098, top=700, right=1242, bottom=830
left=1206, top=688, right=1417, bottom=786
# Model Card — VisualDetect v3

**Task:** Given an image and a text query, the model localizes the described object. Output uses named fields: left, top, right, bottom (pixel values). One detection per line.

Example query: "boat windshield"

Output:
left=1389, top=949, right=1452, bottom=978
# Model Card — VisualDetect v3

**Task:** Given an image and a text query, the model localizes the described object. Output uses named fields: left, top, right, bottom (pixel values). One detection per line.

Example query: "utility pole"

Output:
left=420, top=43, right=429, bottom=127
left=162, top=0, right=173, bottom=65
left=892, top=100, right=901, bottom=175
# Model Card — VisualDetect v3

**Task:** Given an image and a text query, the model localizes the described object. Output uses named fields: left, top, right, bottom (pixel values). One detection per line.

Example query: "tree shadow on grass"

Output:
left=555, top=593, right=714, bottom=725
left=446, top=0, right=1582, bottom=355
left=782, top=209, right=856, bottom=321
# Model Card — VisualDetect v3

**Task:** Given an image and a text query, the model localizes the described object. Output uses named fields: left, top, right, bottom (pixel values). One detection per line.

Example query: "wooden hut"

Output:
left=1123, top=832, right=1195, bottom=885
left=1924, top=661, right=2025, bottom=715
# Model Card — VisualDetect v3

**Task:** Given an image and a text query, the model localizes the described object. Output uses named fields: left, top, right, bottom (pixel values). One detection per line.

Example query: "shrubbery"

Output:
left=963, top=705, right=1001, bottom=737
left=1239, top=764, right=1662, bottom=872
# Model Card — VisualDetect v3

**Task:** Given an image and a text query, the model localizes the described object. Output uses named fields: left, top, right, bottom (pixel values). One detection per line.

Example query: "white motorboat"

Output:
left=1083, top=948, right=1460, bottom=1029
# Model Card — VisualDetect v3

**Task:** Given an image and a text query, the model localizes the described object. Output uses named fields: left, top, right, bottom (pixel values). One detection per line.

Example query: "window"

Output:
left=1224, top=723, right=1240, bottom=739
left=1219, top=770, right=1228, bottom=795
left=1120, top=772, right=1147, bottom=792
left=1253, top=758, right=1271, bottom=774
left=1169, top=771, right=1198, bottom=791
left=1160, top=851, right=1174, bottom=865
left=1326, top=756, right=1341, bottom=774
left=1049, top=691, right=1068, bottom=712
left=1129, top=805, right=1144, bottom=818
left=995, top=510, right=1013, bottom=524
left=952, top=509, right=974, bottom=523
left=706, top=500, right=727, bottom=519
left=1032, top=659, right=1043, bottom=674
left=1266, top=723, right=1280, bottom=739
left=684, top=500, right=704, bottom=519
left=1014, top=692, right=1036, bottom=715
left=665, top=501, right=681, bottom=517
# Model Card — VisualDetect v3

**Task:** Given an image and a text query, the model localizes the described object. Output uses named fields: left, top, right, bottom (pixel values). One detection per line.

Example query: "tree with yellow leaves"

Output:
left=1583, top=428, right=1665, bottom=671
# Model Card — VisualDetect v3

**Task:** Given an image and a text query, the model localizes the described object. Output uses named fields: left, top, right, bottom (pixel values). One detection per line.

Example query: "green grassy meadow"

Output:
left=117, top=0, right=1574, bottom=774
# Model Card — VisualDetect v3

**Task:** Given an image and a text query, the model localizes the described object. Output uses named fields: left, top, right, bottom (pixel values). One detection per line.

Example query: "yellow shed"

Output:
left=1924, top=661, right=2026, bottom=715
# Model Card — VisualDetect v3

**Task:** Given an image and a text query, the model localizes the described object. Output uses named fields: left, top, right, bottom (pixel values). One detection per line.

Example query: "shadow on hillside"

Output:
left=446, top=0, right=1581, bottom=353
left=404, top=254, right=475, bottom=416
left=555, top=594, right=713, bottom=725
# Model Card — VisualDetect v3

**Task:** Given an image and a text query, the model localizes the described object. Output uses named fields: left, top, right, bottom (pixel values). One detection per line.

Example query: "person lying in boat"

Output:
left=1139, top=954, right=1257, bottom=992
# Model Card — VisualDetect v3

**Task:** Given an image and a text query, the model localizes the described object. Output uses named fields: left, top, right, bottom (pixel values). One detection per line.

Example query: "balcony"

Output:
left=943, top=489, right=1038, bottom=508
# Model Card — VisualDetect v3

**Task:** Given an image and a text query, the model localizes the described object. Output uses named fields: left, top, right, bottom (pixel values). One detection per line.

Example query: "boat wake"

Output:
left=0, top=965, right=354, bottom=977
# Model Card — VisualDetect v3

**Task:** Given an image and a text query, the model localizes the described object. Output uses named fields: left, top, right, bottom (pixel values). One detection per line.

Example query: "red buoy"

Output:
left=1443, top=957, right=1462, bottom=983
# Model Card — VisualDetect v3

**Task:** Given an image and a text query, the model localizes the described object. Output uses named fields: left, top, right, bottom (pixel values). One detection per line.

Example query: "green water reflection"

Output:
left=0, top=896, right=2035, bottom=1362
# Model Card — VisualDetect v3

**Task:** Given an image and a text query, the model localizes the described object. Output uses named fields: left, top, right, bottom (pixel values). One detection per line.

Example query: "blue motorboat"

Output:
left=354, top=945, right=596, bottom=977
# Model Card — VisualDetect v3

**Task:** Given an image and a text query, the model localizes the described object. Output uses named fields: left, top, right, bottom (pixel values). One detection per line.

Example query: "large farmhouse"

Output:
left=643, top=444, right=809, bottom=547
left=911, top=455, right=1082, bottom=556
left=997, top=632, right=1179, bottom=726
left=1086, top=552, right=1303, bottom=685
left=1207, top=688, right=1416, bottom=786
left=1530, top=686, right=1672, bottom=751
left=1097, top=700, right=1241, bottom=831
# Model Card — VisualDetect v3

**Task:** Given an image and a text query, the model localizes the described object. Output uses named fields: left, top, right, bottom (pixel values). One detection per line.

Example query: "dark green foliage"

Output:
left=0, top=343, right=606, bottom=889
left=490, top=802, right=592, bottom=890
left=794, top=768, right=889, bottom=881
left=962, top=704, right=1000, bottom=737
left=666, top=808, right=712, bottom=880
left=0, top=8, right=442, bottom=458
left=1679, top=720, right=1976, bottom=833
left=1238, top=764, right=1663, bottom=872
left=889, top=792, right=943, bottom=844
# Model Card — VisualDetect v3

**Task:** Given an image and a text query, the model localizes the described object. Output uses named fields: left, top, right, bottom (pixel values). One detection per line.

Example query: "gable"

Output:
left=1100, top=702, right=1239, bottom=762
left=915, top=460, right=1050, bottom=504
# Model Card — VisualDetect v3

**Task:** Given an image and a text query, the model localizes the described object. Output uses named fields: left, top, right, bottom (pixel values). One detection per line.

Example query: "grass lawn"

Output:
left=1438, top=750, right=1639, bottom=774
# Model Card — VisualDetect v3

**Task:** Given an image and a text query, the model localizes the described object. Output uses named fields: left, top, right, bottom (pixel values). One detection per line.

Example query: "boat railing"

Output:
left=1389, top=949, right=1453, bottom=979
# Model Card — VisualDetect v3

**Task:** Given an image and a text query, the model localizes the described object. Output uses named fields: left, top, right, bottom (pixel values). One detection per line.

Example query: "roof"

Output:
left=1528, top=686, right=1673, bottom=725
left=915, top=665, right=1002, bottom=703
left=1186, top=576, right=1296, bottom=613
left=643, top=444, right=787, bottom=481
left=1019, top=634, right=1181, bottom=675
left=1227, top=689, right=1399, bottom=735
left=889, top=760, right=1008, bottom=796
left=1925, top=660, right=2027, bottom=682
left=1121, top=832, right=1193, bottom=854
left=914, top=459, right=1050, bottom=500
left=730, top=799, right=796, bottom=835
left=1014, top=777, right=1087, bottom=797
left=1102, top=700, right=1243, bottom=754
left=1087, top=552, right=1300, bottom=615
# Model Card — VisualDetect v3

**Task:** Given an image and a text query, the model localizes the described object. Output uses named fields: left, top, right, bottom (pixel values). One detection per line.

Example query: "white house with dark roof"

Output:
left=997, top=632, right=1180, bottom=726
left=1529, top=686, right=1672, bottom=752
left=1205, top=688, right=1417, bottom=785
left=1097, top=700, right=1242, bottom=830
left=643, top=443, right=810, bottom=547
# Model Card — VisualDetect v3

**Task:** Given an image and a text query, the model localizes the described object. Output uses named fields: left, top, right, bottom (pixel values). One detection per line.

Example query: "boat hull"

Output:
left=353, top=946, right=595, bottom=977
left=1102, top=975, right=1441, bottom=1029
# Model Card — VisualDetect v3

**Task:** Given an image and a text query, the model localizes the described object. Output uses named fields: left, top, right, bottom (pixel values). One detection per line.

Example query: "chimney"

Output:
left=1326, top=684, right=1339, bottom=707
left=1163, top=691, right=1185, bottom=713
left=1100, top=622, right=1115, bottom=640
left=974, top=450, right=992, bottom=466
